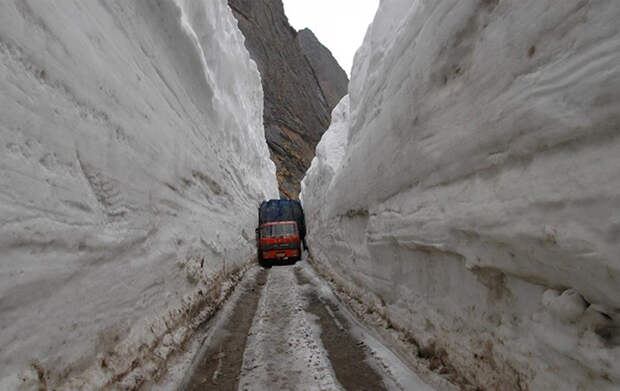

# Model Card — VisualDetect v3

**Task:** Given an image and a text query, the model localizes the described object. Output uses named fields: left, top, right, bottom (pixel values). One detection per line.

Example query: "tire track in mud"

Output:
left=294, top=267, right=388, bottom=391
left=183, top=268, right=268, bottom=391
left=181, top=263, right=428, bottom=390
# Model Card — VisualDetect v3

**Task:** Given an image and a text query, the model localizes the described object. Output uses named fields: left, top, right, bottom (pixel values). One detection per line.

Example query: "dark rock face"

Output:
left=228, top=0, right=348, bottom=198
left=297, top=28, right=350, bottom=111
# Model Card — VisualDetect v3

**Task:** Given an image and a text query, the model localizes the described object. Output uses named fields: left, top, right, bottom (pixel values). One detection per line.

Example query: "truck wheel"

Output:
left=259, top=256, right=271, bottom=268
left=290, top=245, right=300, bottom=264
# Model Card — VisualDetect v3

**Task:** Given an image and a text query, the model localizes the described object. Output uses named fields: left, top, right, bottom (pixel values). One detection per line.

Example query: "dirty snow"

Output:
left=301, top=0, right=620, bottom=389
left=150, top=266, right=263, bottom=391
left=0, top=1, right=277, bottom=389
left=238, top=266, right=343, bottom=391
left=297, top=260, right=447, bottom=391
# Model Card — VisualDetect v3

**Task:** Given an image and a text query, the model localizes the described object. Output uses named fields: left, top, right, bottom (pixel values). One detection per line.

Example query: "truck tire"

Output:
left=258, top=255, right=271, bottom=268
left=292, top=245, right=302, bottom=264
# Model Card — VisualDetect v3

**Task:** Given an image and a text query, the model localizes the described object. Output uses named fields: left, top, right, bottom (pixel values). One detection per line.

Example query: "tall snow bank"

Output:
left=300, top=95, right=349, bottom=217
left=0, top=1, right=277, bottom=389
left=301, top=1, right=620, bottom=389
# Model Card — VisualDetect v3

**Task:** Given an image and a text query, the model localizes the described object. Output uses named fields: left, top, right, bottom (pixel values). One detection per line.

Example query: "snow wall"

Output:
left=0, top=1, right=277, bottom=389
left=301, top=1, right=620, bottom=390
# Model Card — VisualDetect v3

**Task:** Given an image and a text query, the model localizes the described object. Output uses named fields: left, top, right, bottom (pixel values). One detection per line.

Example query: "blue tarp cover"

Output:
left=259, top=199, right=306, bottom=239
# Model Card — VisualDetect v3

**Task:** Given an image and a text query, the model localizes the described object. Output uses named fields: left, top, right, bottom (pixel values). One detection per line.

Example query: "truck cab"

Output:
left=257, top=221, right=301, bottom=265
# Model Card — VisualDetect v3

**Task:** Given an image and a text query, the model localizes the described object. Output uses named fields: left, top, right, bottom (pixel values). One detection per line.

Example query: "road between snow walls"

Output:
left=148, top=257, right=452, bottom=391
left=0, top=1, right=277, bottom=389
left=301, top=1, right=620, bottom=390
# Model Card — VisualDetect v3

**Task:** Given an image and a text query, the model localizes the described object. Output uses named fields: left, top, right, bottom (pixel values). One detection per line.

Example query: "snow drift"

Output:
left=0, top=1, right=277, bottom=389
left=301, top=1, right=620, bottom=389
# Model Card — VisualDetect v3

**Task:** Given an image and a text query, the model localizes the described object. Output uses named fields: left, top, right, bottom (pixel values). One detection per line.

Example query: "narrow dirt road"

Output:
left=178, top=260, right=443, bottom=391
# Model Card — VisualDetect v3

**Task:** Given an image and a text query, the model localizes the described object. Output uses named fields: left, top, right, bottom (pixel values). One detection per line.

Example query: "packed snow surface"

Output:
left=301, top=0, right=620, bottom=389
left=0, top=1, right=277, bottom=389
left=238, top=266, right=342, bottom=391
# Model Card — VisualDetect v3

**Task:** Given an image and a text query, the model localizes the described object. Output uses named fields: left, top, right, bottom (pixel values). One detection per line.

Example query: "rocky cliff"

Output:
left=228, top=0, right=348, bottom=198
left=297, top=28, right=350, bottom=111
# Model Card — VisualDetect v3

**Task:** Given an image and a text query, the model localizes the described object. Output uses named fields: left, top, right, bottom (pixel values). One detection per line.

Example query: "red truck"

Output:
left=258, top=221, right=301, bottom=265
left=256, top=199, right=306, bottom=266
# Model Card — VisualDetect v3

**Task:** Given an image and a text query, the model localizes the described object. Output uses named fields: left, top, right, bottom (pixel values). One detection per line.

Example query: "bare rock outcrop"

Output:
left=297, top=28, right=350, bottom=111
left=228, top=0, right=348, bottom=198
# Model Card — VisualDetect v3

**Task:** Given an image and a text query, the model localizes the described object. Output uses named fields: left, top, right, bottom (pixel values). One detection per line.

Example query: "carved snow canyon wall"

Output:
left=302, top=1, right=620, bottom=389
left=0, top=1, right=277, bottom=388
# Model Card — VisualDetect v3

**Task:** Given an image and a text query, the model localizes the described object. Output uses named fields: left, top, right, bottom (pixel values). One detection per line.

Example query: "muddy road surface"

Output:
left=172, top=260, right=446, bottom=391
